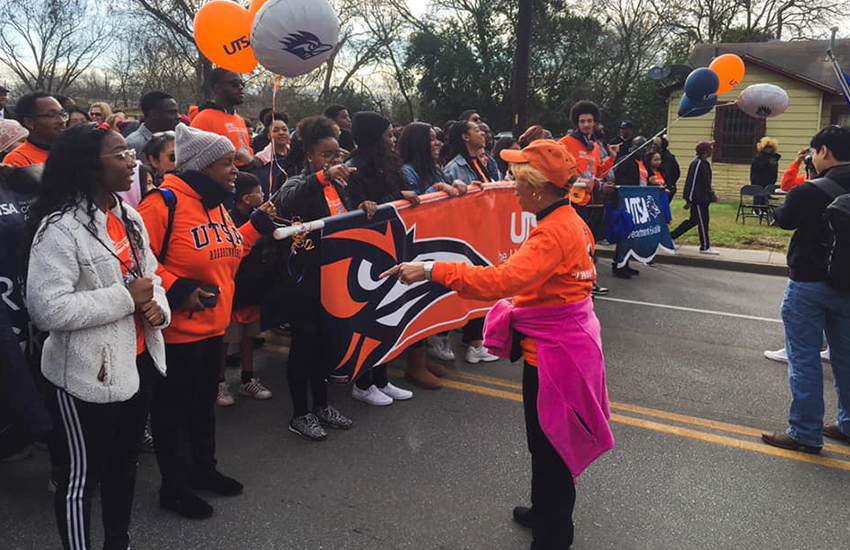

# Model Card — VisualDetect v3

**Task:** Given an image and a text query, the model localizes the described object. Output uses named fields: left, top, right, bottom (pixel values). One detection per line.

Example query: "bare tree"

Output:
left=0, top=0, right=113, bottom=93
left=125, top=0, right=212, bottom=103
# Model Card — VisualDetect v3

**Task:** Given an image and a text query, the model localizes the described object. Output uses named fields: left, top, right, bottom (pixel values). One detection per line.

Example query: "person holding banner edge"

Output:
left=272, top=115, right=377, bottom=440
left=381, top=140, right=613, bottom=550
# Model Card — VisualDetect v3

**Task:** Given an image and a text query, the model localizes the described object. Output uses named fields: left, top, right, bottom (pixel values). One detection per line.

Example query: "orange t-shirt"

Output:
left=3, top=141, right=49, bottom=167
left=432, top=202, right=595, bottom=366
left=190, top=108, right=253, bottom=160
left=137, top=174, right=262, bottom=344
left=653, top=171, right=666, bottom=187
left=559, top=134, right=614, bottom=188
left=233, top=305, right=260, bottom=325
left=106, top=211, right=146, bottom=355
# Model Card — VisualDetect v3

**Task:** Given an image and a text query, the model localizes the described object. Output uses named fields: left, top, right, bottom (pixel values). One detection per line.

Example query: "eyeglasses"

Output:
left=317, top=150, right=343, bottom=160
left=35, top=111, right=69, bottom=121
left=101, top=149, right=137, bottom=162
left=90, top=112, right=103, bottom=117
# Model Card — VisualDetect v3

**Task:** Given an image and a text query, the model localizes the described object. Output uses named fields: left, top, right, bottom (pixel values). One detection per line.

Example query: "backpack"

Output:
left=813, top=177, right=850, bottom=292
left=142, top=188, right=177, bottom=264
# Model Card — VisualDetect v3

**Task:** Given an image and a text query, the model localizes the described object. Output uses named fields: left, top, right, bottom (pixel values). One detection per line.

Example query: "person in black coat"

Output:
left=272, top=115, right=377, bottom=441
left=671, top=141, right=717, bottom=254
left=751, top=137, right=781, bottom=206
left=655, top=136, right=680, bottom=199
left=345, top=111, right=435, bottom=399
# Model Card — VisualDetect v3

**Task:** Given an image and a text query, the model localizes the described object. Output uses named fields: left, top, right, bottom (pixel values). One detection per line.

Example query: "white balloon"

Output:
left=736, top=84, right=790, bottom=119
left=251, top=0, right=340, bottom=77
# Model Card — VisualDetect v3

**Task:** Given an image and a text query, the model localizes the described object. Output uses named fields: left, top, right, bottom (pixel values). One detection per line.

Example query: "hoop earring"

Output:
left=532, top=192, right=541, bottom=202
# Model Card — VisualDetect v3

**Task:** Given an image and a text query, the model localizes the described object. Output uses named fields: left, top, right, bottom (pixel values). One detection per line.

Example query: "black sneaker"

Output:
left=612, top=266, right=631, bottom=279
left=314, top=404, right=353, bottom=430
left=626, top=265, right=640, bottom=276
left=512, top=506, right=532, bottom=529
left=159, top=487, right=213, bottom=520
left=591, top=282, right=609, bottom=296
left=289, top=413, right=327, bottom=441
left=192, top=470, right=243, bottom=496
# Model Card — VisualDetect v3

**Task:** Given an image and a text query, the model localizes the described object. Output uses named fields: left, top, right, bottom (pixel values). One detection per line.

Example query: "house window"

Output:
left=831, top=103, right=850, bottom=126
left=713, top=103, right=765, bottom=163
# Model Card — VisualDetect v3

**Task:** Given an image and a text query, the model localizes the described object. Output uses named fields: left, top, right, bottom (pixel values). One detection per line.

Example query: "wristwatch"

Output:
left=424, top=261, right=435, bottom=281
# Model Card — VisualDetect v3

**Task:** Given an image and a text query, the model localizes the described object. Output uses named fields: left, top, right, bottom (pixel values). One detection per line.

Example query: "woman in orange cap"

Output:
left=382, top=140, right=614, bottom=549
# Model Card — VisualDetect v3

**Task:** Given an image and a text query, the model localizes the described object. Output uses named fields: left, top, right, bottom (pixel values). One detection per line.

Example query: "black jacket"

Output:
left=681, top=157, right=713, bottom=205
left=659, top=149, right=680, bottom=198
left=272, top=169, right=356, bottom=298
left=750, top=151, right=781, bottom=188
left=774, top=164, right=850, bottom=282
left=345, top=154, right=405, bottom=206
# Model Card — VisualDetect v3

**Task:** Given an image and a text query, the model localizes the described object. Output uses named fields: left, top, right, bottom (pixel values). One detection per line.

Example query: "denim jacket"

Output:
left=443, top=153, right=501, bottom=185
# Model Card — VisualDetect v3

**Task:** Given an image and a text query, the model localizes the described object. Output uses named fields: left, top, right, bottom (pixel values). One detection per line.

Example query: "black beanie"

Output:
left=351, top=111, right=390, bottom=149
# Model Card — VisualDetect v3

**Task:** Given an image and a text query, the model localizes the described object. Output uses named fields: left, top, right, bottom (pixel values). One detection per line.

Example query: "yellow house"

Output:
left=665, top=40, right=850, bottom=198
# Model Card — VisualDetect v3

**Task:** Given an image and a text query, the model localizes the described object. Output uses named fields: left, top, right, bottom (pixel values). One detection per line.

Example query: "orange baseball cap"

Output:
left=500, top=139, right=579, bottom=188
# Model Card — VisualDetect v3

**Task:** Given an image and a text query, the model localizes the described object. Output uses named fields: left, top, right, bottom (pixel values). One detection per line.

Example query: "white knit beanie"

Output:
left=0, top=119, right=28, bottom=153
left=174, top=123, right=235, bottom=172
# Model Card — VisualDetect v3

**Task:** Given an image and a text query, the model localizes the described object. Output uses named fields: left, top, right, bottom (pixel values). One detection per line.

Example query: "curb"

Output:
left=595, top=247, right=789, bottom=277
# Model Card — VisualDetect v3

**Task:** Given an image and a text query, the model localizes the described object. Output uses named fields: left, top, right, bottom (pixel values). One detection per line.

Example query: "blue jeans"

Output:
left=782, top=280, right=850, bottom=446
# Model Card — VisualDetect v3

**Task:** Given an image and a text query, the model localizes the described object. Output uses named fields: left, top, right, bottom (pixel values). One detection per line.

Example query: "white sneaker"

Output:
left=352, top=385, right=393, bottom=406
left=466, top=345, right=499, bottom=364
left=240, top=377, right=273, bottom=400
left=764, top=348, right=788, bottom=363
left=699, top=247, right=720, bottom=255
left=216, top=381, right=235, bottom=407
left=428, top=335, right=455, bottom=361
left=821, top=348, right=831, bottom=363
left=379, top=382, right=413, bottom=401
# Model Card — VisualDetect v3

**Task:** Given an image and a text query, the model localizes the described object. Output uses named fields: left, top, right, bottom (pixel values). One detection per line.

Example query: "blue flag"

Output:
left=614, top=186, right=675, bottom=267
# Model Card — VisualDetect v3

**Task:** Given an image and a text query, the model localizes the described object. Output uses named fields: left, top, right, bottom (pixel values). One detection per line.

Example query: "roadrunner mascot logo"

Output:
left=280, top=31, right=334, bottom=61
left=320, top=207, right=490, bottom=382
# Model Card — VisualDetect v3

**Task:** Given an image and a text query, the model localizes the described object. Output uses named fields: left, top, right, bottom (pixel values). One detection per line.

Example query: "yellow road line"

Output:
left=612, top=414, right=850, bottom=473
left=264, top=345, right=850, bottom=467
left=441, top=369, right=850, bottom=458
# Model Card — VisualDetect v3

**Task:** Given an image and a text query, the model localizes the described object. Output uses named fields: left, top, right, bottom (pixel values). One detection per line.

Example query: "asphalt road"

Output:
left=2, top=263, right=850, bottom=550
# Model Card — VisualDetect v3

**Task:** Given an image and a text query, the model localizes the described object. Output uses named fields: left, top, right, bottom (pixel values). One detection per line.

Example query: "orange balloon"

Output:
left=248, top=0, right=269, bottom=19
left=194, top=1, right=257, bottom=73
left=709, top=54, right=746, bottom=95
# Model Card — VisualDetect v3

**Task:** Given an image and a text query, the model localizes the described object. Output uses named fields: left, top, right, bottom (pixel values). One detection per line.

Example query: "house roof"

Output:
left=688, top=39, right=850, bottom=94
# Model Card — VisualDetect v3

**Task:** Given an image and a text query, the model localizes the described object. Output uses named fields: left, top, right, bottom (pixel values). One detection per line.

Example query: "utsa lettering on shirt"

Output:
left=137, top=174, right=262, bottom=344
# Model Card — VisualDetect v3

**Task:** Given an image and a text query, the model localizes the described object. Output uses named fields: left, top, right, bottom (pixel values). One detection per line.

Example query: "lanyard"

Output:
left=83, top=221, right=142, bottom=280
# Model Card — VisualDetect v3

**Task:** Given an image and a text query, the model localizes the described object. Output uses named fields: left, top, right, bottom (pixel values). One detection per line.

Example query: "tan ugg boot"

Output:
left=404, top=347, right=442, bottom=389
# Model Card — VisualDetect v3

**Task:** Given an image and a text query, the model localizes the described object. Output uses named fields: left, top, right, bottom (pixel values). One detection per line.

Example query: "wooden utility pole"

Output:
left=512, top=0, right=532, bottom=137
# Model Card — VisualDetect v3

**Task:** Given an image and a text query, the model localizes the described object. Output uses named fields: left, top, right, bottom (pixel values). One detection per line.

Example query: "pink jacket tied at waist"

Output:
left=483, top=297, right=614, bottom=478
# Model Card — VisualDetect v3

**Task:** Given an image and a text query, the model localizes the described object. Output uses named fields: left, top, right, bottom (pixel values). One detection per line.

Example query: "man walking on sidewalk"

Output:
left=670, top=141, right=718, bottom=255
left=762, top=125, right=850, bottom=453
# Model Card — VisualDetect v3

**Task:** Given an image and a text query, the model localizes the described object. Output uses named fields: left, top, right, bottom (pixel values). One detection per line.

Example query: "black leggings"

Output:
left=48, top=351, right=156, bottom=550
left=287, top=310, right=328, bottom=416
left=522, top=362, right=576, bottom=549
left=670, top=202, right=711, bottom=250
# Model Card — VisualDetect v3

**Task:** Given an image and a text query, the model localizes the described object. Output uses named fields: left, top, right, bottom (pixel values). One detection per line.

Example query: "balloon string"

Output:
left=609, top=117, right=681, bottom=173
left=268, top=75, right=282, bottom=199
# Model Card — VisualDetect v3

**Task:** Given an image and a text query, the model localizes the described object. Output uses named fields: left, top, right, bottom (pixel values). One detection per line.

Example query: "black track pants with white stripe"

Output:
left=670, top=202, right=711, bottom=250
left=46, top=350, right=156, bottom=550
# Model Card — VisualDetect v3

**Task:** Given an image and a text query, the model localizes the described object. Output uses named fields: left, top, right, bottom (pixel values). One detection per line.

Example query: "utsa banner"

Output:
left=319, top=183, right=526, bottom=382
left=614, top=185, right=674, bottom=268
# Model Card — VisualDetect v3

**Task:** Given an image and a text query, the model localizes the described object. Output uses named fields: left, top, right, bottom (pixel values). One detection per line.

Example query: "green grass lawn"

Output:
left=668, top=198, right=792, bottom=251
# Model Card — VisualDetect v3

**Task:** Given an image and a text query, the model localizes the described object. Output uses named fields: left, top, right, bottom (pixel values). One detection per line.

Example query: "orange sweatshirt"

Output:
left=432, top=201, right=596, bottom=365
left=190, top=107, right=253, bottom=158
left=559, top=134, right=614, bottom=188
left=3, top=141, right=49, bottom=167
left=137, top=173, right=261, bottom=344
left=781, top=159, right=806, bottom=192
